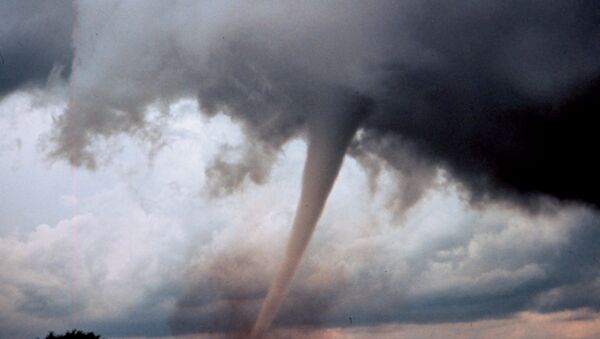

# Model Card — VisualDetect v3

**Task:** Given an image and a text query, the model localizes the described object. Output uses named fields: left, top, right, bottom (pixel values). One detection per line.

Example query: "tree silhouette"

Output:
left=39, top=329, right=101, bottom=339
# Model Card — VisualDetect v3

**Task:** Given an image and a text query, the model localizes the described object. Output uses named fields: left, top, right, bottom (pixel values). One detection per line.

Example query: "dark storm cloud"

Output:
left=359, top=0, right=600, bottom=207
left=0, top=0, right=72, bottom=97
left=44, top=0, right=599, bottom=208
left=0, top=1, right=598, bottom=206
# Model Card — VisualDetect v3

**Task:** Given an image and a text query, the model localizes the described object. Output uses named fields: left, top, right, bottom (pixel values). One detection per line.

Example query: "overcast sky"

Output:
left=1, top=1, right=600, bottom=338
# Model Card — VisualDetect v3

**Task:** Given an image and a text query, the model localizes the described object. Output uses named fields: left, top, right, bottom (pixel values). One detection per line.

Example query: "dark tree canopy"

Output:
left=40, top=329, right=101, bottom=339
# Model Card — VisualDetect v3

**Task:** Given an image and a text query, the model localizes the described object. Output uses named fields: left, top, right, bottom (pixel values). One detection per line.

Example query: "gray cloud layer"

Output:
left=0, top=0, right=72, bottom=97
left=170, top=196, right=600, bottom=336
left=62, top=1, right=600, bottom=208
left=2, top=1, right=599, bottom=207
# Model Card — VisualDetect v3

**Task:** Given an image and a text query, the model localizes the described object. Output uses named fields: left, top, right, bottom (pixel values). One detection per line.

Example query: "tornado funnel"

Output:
left=249, top=94, right=370, bottom=338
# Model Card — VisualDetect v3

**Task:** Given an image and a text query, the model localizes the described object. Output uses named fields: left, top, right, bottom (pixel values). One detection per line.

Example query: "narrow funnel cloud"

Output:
left=249, top=94, right=371, bottom=338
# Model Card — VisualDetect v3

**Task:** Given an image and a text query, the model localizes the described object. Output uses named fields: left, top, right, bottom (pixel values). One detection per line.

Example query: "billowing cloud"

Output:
left=170, top=178, right=600, bottom=335
left=36, top=0, right=599, bottom=209
left=1, top=93, right=599, bottom=338
left=4, top=1, right=598, bottom=207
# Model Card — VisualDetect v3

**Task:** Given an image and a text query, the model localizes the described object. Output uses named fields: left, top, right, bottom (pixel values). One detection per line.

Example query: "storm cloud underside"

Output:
left=1, top=0, right=598, bottom=206
left=50, top=1, right=600, bottom=208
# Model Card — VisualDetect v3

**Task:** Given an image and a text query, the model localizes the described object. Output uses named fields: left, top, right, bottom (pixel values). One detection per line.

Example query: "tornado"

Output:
left=249, top=94, right=370, bottom=338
